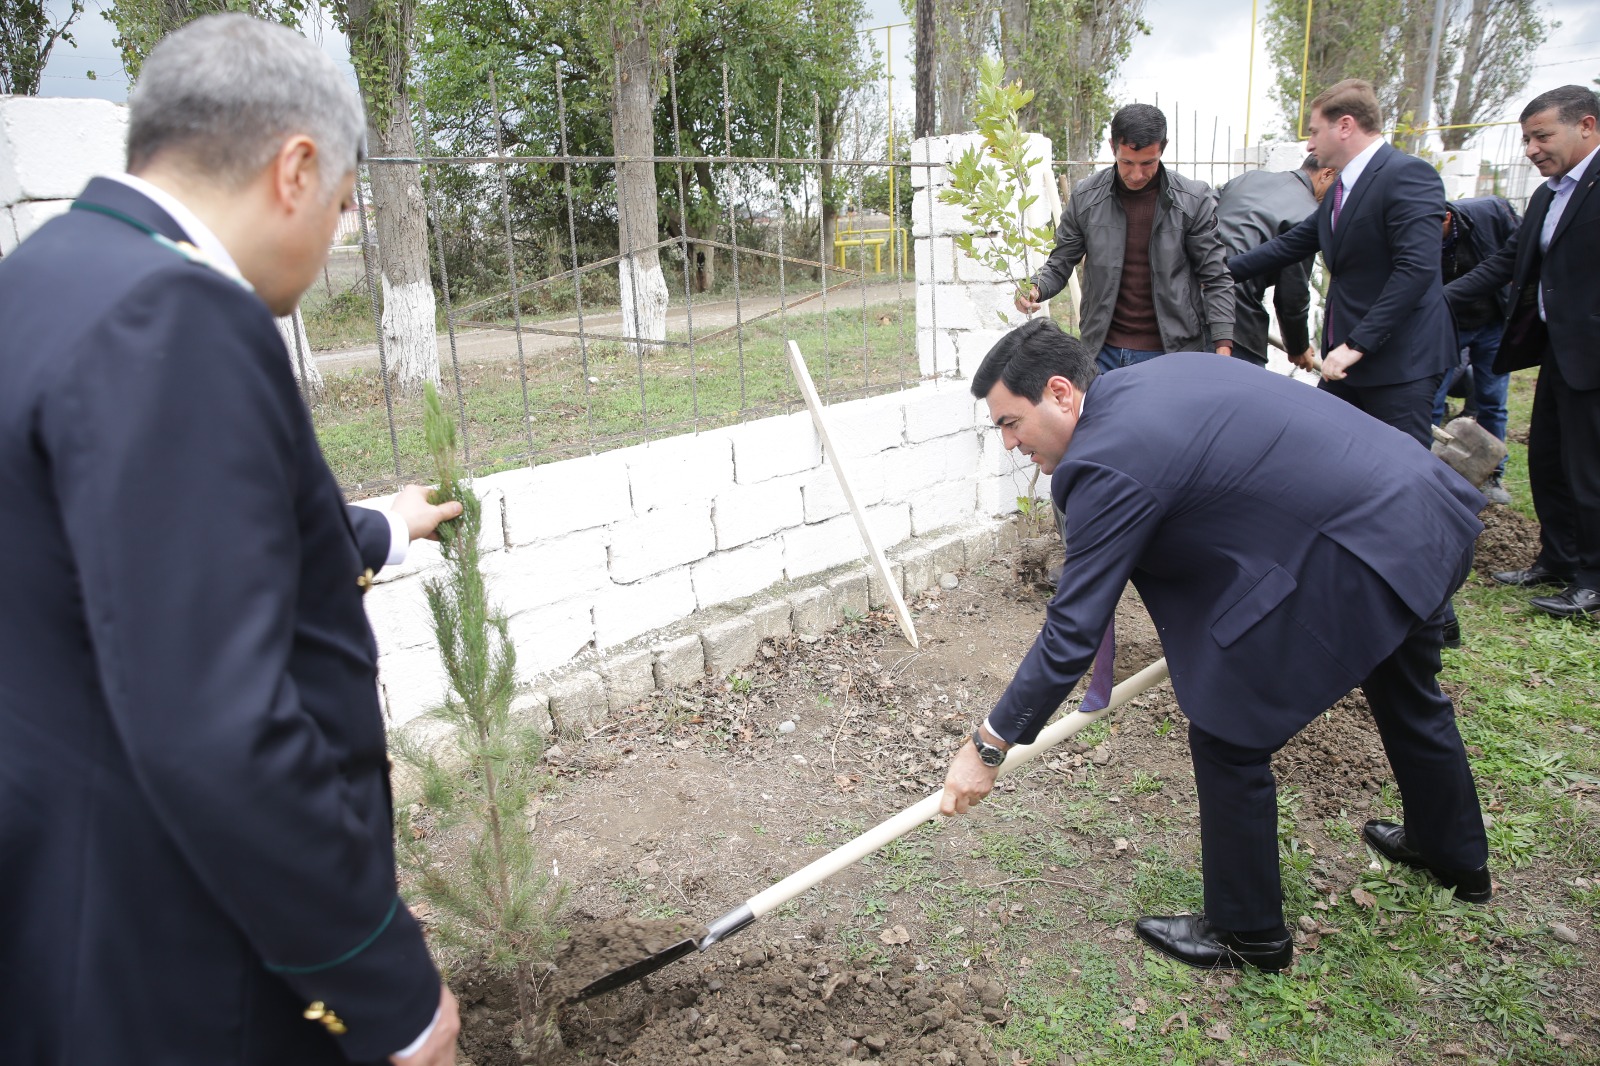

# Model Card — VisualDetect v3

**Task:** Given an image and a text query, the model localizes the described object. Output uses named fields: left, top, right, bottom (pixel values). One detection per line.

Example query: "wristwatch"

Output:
left=971, top=728, right=1008, bottom=768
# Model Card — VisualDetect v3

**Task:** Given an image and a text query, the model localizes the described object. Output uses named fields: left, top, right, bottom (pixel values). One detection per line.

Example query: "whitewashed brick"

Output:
left=652, top=634, right=705, bottom=688
left=599, top=649, right=657, bottom=714
left=746, top=600, right=793, bottom=641
left=960, top=524, right=1001, bottom=569
left=925, top=532, right=970, bottom=574
left=493, top=452, right=632, bottom=544
left=825, top=392, right=906, bottom=457
left=904, top=384, right=980, bottom=443
left=509, top=688, right=554, bottom=735
left=691, top=537, right=784, bottom=608
left=378, top=647, right=451, bottom=729
left=593, top=566, right=697, bottom=649
left=986, top=472, right=1037, bottom=517
left=621, top=432, right=735, bottom=513
left=867, top=561, right=905, bottom=609
left=729, top=412, right=822, bottom=484
left=827, top=571, right=870, bottom=618
left=548, top=670, right=607, bottom=736
left=713, top=476, right=805, bottom=549
left=917, top=327, right=958, bottom=379
left=955, top=328, right=1013, bottom=379
left=898, top=544, right=939, bottom=596
left=607, top=501, right=715, bottom=583
left=1, top=198, right=69, bottom=254
left=967, top=282, right=1032, bottom=331
left=953, top=236, right=1025, bottom=286
left=702, top=616, right=759, bottom=678
left=917, top=282, right=984, bottom=334
left=801, top=453, right=888, bottom=523
left=913, top=235, right=955, bottom=283
left=0, top=207, right=15, bottom=255
left=481, top=533, right=609, bottom=615
left=911, top=479, right=981, bottom=535
left=507, top=600, right=594, bottom=680
left=867, top=501, right=914, bottom=549
left=911, top=188, right=983, bottom=238
left=0, top=98, right=127, bottom=205
left=364, top=576, right=435, bottom=655
left=789, top=585, right=839, bottom=638
left=782, top=514, right=859, bottom=579
left=889, top=434, right=984, bottom=499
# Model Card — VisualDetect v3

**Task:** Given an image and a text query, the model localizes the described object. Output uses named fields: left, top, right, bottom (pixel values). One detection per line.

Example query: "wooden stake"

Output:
left=785, top=340, right=920, bottom=649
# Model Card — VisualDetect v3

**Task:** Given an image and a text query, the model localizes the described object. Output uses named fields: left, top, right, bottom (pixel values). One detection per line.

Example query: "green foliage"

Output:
left=395, top=383, right=563, bottom=1040
left=101, top=0, right=308, bottom=79
left=937, top=56, right=1056, bottom=308
left=0, top=0, right=84, bottom=93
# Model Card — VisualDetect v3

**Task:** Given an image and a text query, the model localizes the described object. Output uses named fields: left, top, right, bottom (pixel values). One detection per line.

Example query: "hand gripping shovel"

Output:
left=567, top=657, right=1171, bottom=1003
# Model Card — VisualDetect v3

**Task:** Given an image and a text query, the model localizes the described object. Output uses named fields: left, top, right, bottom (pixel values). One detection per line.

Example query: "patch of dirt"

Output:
left=1471, top=502, right=1543, bottom=580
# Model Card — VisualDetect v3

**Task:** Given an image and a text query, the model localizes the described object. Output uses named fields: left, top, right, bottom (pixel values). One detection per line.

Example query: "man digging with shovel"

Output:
left=940, top=320, right=1494, bottom=972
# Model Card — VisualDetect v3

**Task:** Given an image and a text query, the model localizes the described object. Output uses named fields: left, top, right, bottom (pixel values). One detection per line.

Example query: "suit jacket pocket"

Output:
left=1211, top=564, right=1298, bottom=648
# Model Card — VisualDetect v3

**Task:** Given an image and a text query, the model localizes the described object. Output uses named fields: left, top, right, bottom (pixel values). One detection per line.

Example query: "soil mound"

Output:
left=1472, top=503, right=1542, bottom=579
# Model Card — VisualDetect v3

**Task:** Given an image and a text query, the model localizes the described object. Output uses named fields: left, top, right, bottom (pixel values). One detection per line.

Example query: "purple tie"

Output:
left=1331, top=178, right=1345, bottom=229
left=1080, top=619, right=1117, bottom=713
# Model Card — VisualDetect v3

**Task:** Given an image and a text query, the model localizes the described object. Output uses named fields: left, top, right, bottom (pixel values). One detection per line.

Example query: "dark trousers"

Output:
left=1188, top=595, right=1487, bottom=932
left=1529, top=353, right=1600, bottom=589
left=1231, top=344, right=1269, bottom=369
left=1318, top=372, right=1446, bottom=449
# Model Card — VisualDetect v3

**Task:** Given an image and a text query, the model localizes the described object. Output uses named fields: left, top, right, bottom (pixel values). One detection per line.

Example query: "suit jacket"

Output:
left=0, top=178, right=439, bottom=1064
left=988, top=355, right=1482, bottom=751
left=1228, top=143, right=1458, bottom=387
left=1445, top=148, right=1600, bottom=389
left=1215, top=168, right=1320, bottom=359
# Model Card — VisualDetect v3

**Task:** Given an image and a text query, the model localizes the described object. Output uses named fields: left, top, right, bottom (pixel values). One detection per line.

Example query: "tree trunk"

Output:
left=817, top=108, right=841, bottom=282
left=914, top=0, right=935, bottom=138
left=345, top=0, right=440, bottom=395
left=1442, top=0, right=1490, bottom=150
left=276, top=311, right=324, bottom=398
left=611, top=22, right=668, bottom=355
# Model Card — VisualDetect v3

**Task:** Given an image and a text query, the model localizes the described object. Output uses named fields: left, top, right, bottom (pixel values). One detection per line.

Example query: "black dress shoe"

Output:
left=1441, top=620, right=1461, bottom=649
left=1362, top=820, right=1493, bottom=903
left=1134, top=914, right=1292, bottom=972
left=1492, top=565, right=1571, bottom=587
left=1529, top=586, right=1600, bottom=619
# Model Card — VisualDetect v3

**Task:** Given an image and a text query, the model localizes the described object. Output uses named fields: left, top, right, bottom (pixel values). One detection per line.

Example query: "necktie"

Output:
left=1331, top=178, right=1345, bottom=230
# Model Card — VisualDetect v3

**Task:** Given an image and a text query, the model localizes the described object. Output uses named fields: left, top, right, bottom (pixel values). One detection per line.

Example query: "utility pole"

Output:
left=914, top=0, right=934, bottom=138
left=1417, top=0, right=1449, bottom=145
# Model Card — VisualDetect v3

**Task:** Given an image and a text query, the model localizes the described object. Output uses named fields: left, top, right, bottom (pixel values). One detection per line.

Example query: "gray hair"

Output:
left=127, top=14, right=366, bottom=189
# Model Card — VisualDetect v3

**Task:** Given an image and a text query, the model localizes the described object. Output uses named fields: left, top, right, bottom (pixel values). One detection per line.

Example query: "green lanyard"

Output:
left=70, top=200, right=254, bottom=293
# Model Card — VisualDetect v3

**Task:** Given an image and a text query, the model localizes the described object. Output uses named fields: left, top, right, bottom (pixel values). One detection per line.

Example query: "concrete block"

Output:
left=960, top=524, right=1001, bottom=569
left=826, top=392, right=906, bottom=457
left=926, top=532, right=969, bottom=575
left=789, top=585, right=840, bottom=639
left=867, top=501, right=914, bottom=550
left=867, top=560, right=905, bottom=609
left=917, top=282, right=990, bottom=335
left=996, top=517, right=1022, bottom=553
left=1, top=198, right=71, bottom=254
left=509, top=688, right=554, bottom=735
left=966, top=281, right=1033, bottom=332
left=782, top=514, right=860, bottom=579
left=898, top=543, right=939, bottom=596
left=911, top=187, right=983, bottom=238
left=904, top=384, right=980, bottom=443
left=701, top=616, right=759, bottom=679
left=494, top=451, right=632, bottom=544
left=954, top=328, right=1013, bottom=379
left=892, top=434, right=985, bottom=498
left=652, top=634, right=706, bottom=688
left=827, top=571, right=870, bottom=619
left=800, top=453, right=887, bottom=523
left=713, top=476, right=805, bottom=549
left=593, top=566, right=697, bottom=649
left=0, top=98, right=127, bottom=205
left=599, top=649, right=657, bottom=714
left=690, top=536, right=784, bottom=608
left=953, top=236, right=1030, bottom=285
left=548, top=669, right=607, bottom=737
left=916, top=327, right=959, bottom=379
left=378, top=648, right=451, bottom=729
left=607, top=501, right=715, bottom=584
left=746, top=599, right=794, bottom=642
left=507, top=600, right=594, bottom=680
left=910, top=479, right=981, bottom=535
left=729, top=411, right=822, bottom=484
left=363, top=574, right=436, bottom=654
left=913, top=235, right=955, bottom=284
left=621, top=432, right=735, bottom=513
left=480, top=532, right=610, bottom=616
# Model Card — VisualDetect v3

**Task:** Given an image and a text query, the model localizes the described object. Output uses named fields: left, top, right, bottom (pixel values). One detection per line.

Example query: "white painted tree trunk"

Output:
left=612, top=23, right=668, bottom=357
left=380, top=276, right=439, bottom=391
left=276, top=311, right=324, bottom=397
left=619, top=256, right=668, bottom=357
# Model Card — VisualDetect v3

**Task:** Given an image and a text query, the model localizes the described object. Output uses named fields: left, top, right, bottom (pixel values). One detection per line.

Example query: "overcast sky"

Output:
left=40, top=0, right=1600, bottom=164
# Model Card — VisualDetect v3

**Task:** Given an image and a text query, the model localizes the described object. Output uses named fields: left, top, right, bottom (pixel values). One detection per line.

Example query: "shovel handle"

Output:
left=745, top=658, right=1171, bottom=918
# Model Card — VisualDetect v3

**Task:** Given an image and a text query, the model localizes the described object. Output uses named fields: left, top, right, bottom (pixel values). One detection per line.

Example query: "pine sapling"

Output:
left=394, top=383, right=563, bottom=1049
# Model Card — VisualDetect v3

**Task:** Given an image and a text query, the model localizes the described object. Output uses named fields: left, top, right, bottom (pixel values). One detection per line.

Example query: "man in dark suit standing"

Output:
left=1227, top=79, right=1458, bottom=448
left=940, top=320, right=1490, bottom=972
left=0, top=16, right=461, bottom=1065
left=1447, top=85, right=1600, bottom=619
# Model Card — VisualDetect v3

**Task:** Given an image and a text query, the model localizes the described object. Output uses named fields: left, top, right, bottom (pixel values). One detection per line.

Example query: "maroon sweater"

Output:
left=1104, top=176, right=1164, bottom=351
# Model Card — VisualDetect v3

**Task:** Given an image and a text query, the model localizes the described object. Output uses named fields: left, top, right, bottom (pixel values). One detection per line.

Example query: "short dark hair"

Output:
left=1301, top=153, right=1321, bottom=171
left=1519, top=84, right=1600, bottom=126
left=1110, top=104, right=1168, bottom=151
left=970, top=319, right=1099, bottom=403
left=1310, top=79, right=1382, bottom=135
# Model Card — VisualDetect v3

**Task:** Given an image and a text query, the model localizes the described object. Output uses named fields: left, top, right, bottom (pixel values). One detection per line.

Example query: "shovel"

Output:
left=567, top=657, right=1172, bottom=1003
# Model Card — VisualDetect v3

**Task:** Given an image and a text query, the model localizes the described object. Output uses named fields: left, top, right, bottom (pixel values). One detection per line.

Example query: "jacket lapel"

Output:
left=1329, top=143, right=1390, bottom=261
left=74, top=177, right=191, bottom=244
left=1546, top=149, right=1600, bottom=252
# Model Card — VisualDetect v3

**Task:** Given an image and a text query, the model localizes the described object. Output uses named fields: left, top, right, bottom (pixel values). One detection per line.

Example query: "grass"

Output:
left=981, top=369, right=1600, bottom=1065
left=309, top=299, right=917, bottom=495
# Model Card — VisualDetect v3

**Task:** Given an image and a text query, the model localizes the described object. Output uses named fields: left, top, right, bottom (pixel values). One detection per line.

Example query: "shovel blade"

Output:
left=566, top=936, right=701, bottom=1004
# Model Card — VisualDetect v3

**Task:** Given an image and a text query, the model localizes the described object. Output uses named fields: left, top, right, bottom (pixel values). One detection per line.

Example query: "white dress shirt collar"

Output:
left=1545, top=142, right=1600, bottom=194
left=1336, top=136, right=1386, bottom=197
left=104, top=172, right=243, bottom=279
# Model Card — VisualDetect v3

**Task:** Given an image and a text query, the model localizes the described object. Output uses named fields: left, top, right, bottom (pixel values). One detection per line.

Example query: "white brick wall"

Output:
left=623, top=433, right=734, bottom=513
left=729, top=411, right=822, bottom=484
left=607, top=500, right=715, bottom=583
left=691, top=536, right=784, bottom=607
left=0, top=97, right=128, bottom=206
left=713, top=476, right=806, bottom=549
left=499, top=451, right=631, bottom=543
left=593, top=566, right=697, bottom=648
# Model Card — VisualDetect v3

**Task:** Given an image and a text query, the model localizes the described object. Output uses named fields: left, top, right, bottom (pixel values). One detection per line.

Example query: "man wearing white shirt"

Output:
left=0, top=15, right=460, bottom=1065
left=1449, top=85, right=1600, bottom=618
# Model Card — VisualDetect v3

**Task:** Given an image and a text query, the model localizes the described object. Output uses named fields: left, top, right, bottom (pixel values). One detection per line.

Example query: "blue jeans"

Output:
left=1097, top=344, right=1165, bottom=373
left=1432, top=322, right=1508, bottom=475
